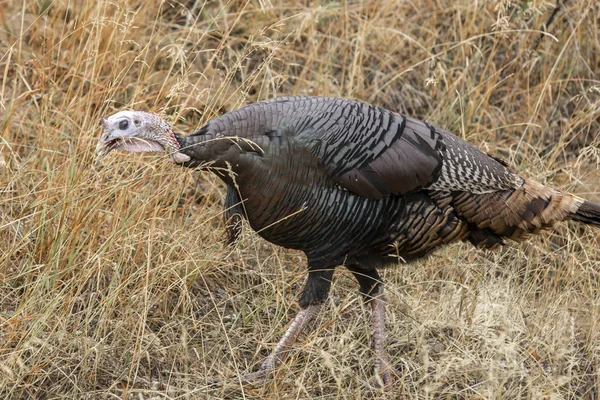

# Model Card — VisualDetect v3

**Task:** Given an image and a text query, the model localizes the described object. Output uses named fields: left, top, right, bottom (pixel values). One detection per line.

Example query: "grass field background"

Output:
left=1, top=1, right=600, bottom=398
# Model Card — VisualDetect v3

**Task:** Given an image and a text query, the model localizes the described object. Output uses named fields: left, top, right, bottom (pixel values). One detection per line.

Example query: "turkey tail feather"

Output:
left=571, top=200, right=600, bottom=226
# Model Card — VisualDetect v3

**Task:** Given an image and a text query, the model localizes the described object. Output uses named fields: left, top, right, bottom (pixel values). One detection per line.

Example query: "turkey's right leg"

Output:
left=349, top=267, right=393, bottom=390
left=243, top=268, right=334, bottom=382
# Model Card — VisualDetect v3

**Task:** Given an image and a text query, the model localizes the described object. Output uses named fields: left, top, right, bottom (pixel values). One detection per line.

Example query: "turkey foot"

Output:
left=242, top=304, right=321, bottom=385
left=369, top=285, right=393, bottom=391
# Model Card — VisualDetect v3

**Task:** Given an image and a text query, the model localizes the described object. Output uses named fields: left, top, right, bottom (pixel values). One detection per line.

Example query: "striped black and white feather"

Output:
left=175, top=96, right=597, bottom=302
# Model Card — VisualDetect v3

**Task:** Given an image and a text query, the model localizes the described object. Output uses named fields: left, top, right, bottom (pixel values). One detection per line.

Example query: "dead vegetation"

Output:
left=1, top=0, right=600, bottom=398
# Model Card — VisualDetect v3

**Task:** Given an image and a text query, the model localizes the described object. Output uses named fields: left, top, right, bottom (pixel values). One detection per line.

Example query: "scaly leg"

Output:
left=244, top=268, right=333, bottom=383
left=244, top=304, right=320, bottom=382
left=215, top=306, right=320, bottom=386
left=370, top=284, right=392, bottom=390
left=349, top=266, right=393, bottom=390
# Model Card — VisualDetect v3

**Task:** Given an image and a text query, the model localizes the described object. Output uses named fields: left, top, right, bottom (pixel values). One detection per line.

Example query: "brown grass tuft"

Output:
left=1, top=0, right=600, bottom=398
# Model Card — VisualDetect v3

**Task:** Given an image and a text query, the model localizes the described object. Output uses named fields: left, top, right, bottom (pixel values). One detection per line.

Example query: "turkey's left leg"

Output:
left=246, top=268, right=334, bottom=380
left=349, top=267, right=392, bottom=390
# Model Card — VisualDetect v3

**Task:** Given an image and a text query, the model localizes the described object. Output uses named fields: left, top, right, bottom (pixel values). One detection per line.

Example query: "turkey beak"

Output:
left=96, top=117, right=113, bottom=157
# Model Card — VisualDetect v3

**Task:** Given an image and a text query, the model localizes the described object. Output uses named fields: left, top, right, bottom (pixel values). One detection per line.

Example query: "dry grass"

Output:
left=1, top=0, right=600, bottom=398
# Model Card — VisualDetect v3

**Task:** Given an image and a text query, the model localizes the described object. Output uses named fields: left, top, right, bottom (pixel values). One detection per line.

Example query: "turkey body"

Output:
left=178, top=97, right=587, bottom=281
left=173, top=96, right=598, bottom=385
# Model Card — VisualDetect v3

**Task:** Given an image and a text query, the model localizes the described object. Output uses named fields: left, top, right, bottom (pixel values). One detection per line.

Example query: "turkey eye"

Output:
left=119, top=120, right=129, bottom=130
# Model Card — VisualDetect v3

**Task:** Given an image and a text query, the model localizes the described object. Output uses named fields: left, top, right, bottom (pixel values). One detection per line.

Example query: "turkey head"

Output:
left=96, top=110, right=190, bottom=163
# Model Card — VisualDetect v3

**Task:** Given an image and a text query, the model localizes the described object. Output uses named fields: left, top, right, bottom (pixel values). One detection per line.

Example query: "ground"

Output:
left=1, top=1, right=600, bottom=398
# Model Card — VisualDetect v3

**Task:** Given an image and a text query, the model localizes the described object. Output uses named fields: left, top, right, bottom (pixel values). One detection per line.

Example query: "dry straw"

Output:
left=1, top=1, right=599, bottom=398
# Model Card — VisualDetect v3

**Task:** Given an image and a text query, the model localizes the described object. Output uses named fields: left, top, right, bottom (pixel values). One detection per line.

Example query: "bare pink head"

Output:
left=96, top=110, right=190, bottom=163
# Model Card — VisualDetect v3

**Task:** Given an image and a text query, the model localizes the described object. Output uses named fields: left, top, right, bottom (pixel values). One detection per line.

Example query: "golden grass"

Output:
left=1, top=0, right=600, bottom=398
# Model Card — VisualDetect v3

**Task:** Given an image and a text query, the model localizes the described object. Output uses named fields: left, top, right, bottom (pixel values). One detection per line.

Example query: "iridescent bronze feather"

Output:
left=98, top=96, right=600, bottom=390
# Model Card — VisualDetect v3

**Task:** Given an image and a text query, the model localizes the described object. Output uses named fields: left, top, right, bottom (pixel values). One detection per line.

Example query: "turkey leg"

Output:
left=348, top=266, right=393, bottom=390
left=244, top=304, right=320, bottom=382
left=370, top=284, right=392, bottom=389
left=244, top=268, right=334, bottom=383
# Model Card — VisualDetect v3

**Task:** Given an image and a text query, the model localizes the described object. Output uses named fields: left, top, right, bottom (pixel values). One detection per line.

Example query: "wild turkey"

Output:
left=96, top=96, right=600, bottom=389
